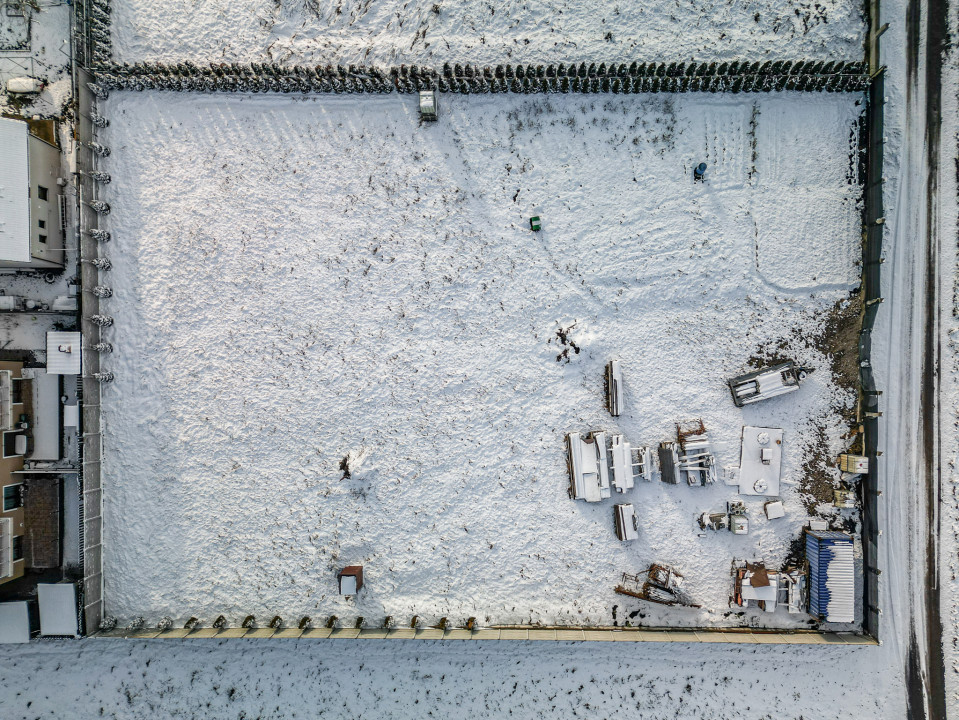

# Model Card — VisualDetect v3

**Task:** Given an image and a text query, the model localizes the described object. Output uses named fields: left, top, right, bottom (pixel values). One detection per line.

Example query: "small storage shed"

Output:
left=736, top=426, right=784, bottom=496
left=806, top=530, right=855, bottom=623
left=338, top=566, right=364, bottom=595
left=566, top=432, right=611, bottom=502
left=605, top=360, right=623, bottom=417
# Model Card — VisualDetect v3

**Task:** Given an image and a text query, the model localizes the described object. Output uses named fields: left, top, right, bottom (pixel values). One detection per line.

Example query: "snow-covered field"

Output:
left=96, top=90, right=861, bottom=628
left=0, top=636, right=902, bottom=720
left=110, top=0, right=865, bottom=66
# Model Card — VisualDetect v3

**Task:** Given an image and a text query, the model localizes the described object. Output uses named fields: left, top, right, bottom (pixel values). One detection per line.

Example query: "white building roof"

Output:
left=736, top=426, right=784, bottom=496
left=0, top=117, right=31, bottom=263
left=46, top=332, right=82, bottom=375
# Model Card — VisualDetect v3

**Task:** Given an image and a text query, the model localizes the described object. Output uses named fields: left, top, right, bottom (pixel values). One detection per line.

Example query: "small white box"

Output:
left=760, top=448, right=773, bottom=464
left=764, top=500, right=786, bottom=520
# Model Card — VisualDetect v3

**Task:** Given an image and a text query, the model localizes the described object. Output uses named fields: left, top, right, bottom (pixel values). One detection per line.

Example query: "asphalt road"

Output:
left=903, top=0, right=948, bottom=714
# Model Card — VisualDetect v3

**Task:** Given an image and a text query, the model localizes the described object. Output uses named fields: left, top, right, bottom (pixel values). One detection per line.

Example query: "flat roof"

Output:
left=0, top=117, right=31, bottom=263
left=46, top=332, right=82, bottom=375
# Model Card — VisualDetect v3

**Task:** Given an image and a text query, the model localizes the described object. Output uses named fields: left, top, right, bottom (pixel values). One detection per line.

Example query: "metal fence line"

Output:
left=859, top=0, right=885, bottom=641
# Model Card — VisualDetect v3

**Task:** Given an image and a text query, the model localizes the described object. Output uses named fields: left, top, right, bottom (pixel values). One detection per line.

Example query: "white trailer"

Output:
left=610, top=434, right=633, bottom=492
left=727, top=362, right=808, bottom=407
left=735, top=426, right=784, bottom=496
left=566, top=432, right=611, bottom=502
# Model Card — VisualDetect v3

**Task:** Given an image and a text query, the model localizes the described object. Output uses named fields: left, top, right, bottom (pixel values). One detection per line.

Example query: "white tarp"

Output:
left=610, top=434, right=633, bottom=492
left=0, top=117, right=31, bottom=263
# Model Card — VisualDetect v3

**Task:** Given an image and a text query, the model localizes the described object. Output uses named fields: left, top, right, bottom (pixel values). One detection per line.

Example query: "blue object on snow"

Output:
left=693, top=162, right=707, bottom=181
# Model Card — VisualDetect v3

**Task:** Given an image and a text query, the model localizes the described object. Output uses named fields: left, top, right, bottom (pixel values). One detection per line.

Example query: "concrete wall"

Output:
left=27, top=134, right=64, bottom=268
left=75, top=66, right=104, bottom=635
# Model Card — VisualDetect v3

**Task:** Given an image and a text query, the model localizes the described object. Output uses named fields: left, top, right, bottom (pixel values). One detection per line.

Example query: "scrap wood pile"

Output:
left=615, top=564, right=700, bottom=608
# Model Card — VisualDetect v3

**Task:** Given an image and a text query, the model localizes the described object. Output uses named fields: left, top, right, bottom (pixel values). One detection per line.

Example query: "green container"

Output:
left=529, top=216, right=541, bottom=231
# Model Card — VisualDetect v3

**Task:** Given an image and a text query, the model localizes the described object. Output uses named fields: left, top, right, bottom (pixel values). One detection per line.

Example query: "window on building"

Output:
left=38, top=235, right=47, bottom=244
left=37, top=186, right=48, bottom=201
left=2, top=432, right=21, bottom=458
left=12, top=535, right=22, bottom=562
left=38, top=219, right=45, bottom=229
left=3, top=484, right=22, bottom=512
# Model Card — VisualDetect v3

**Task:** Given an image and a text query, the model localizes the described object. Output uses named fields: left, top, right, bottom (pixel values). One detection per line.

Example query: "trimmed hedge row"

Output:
left=96, top=60, right=870, bottom=94
left=78, top=0, right=114, bottom=69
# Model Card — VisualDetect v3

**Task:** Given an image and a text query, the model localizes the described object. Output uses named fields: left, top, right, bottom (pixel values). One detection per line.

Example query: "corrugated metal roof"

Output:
left=0, top=117, right=31, bottom=263
left=46, top=332, right=82, bottom=375
left=806, top=532, right=855, bottom=623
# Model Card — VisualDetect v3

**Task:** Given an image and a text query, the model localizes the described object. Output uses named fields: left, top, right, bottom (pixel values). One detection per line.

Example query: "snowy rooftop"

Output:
left=0, top=116, right=31, bottom=264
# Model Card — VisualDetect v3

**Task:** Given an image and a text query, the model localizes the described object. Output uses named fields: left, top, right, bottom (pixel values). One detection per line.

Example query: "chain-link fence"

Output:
left=92, top=60, right=871, bottom=94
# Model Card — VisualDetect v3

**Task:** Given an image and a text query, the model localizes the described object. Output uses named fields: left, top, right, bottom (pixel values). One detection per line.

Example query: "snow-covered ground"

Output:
left=110, top=0, right=866, bottom=67
left=96, top=90, right=861, bottom=628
